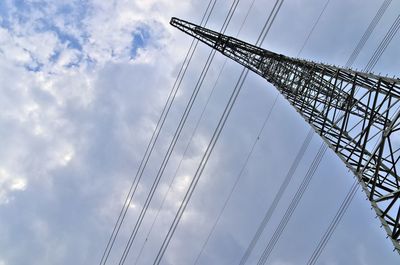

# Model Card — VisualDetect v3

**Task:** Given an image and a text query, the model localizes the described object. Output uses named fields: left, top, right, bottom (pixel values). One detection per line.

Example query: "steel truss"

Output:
left=171, top=17, right=400, bottom=253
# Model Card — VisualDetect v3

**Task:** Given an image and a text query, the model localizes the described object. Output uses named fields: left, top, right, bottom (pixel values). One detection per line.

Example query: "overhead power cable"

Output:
left=193, top=92, right=280, bottom=265
left=153, top=59, right=250, bottom=265
left=116, top=1, right=242, bottom=264
left=238, top=129, right=313, bottom=265
left=307, top=180, right=359, bottom=265
left=257, top=145, right=328, bottom=265
left=254, top=97, right=353, bottom=264
left=364, top=14, right=400, bottom=72
left=345, top=0, right=393, bottom=68
left=118, top=44, right=217, bottom=265
left=133, top=58, right=229, bottom=265
left=98, top=1, right=217, bottom=265
left=133, top=0, right=259, bottom=264
left=152, top=1, right=285, bottom=264
left=238, top=1, right=329, bottom=263
left=297, top=0, right=330, bottom=57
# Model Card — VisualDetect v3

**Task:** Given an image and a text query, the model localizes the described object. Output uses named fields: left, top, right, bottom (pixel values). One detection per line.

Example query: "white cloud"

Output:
left=0, top=168, right=27, bottom=204
left=9, top=178, right=27, bottom=191
left=0, top=0, right=196, bottom=263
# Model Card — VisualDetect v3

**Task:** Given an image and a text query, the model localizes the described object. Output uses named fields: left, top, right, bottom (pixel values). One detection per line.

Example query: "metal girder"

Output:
left=170, top=17, right=400, bottom=253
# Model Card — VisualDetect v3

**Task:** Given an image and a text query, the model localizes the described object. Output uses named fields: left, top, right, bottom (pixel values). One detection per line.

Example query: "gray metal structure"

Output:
left=170, top=17, right=400, bottom=253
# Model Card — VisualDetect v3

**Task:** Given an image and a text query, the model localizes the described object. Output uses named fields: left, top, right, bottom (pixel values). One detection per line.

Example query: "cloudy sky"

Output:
left=0, top=0, right=399, bottom=265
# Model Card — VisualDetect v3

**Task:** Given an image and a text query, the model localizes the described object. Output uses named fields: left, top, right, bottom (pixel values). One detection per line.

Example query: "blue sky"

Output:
left=0, top=0, right=399, bottom=265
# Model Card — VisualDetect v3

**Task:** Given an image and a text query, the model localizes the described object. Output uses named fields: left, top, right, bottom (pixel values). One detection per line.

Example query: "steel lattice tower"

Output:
left=171, top=17, right=400, bottom=253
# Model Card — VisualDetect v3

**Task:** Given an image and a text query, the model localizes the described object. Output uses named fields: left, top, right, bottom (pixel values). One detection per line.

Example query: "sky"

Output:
left=0, top=0, right=399, bottom=265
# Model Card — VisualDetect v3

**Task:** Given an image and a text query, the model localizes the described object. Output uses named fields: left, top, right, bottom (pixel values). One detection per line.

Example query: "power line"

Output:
left=193, top=92, right=280, bottom=265
left=239, top=129, right=313, bottom=265
left=118, top=46, right=217, bottom=265
left=133, top=58, right=228, bottom=265
left=255, top=0, right=284, bottom=45
left=153, top=62, right=249, bottom=265
left=238, top=2, right=329, bottom=263
left=116, top=1, right=242, bottom=264
left=257, top=145, right=328, bottom=265
left=255, top=100, right=356, bottom=264
left=133, top=0, right=259, bottom=263
left=345, top=0, right=393, bottom=68
left=307, top=180, right=359, bottom=265
left=98, top=2, right=217, bottom=264
left=152, top=1, right=285, bottom=264
left=297, top=0, right=330, bottom=57
left=364, top=14, right=400, bottom=72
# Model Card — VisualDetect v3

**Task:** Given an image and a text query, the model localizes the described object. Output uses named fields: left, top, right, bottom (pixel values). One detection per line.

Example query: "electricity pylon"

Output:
left=171, top=17, right=400, bottom=253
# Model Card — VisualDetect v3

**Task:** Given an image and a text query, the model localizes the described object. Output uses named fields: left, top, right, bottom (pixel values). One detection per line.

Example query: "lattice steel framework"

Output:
left=171, top=17, right=400, bottom=253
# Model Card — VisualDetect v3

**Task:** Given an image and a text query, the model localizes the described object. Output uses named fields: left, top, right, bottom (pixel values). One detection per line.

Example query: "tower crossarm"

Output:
left=171, top=17, right=400, bottom=253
